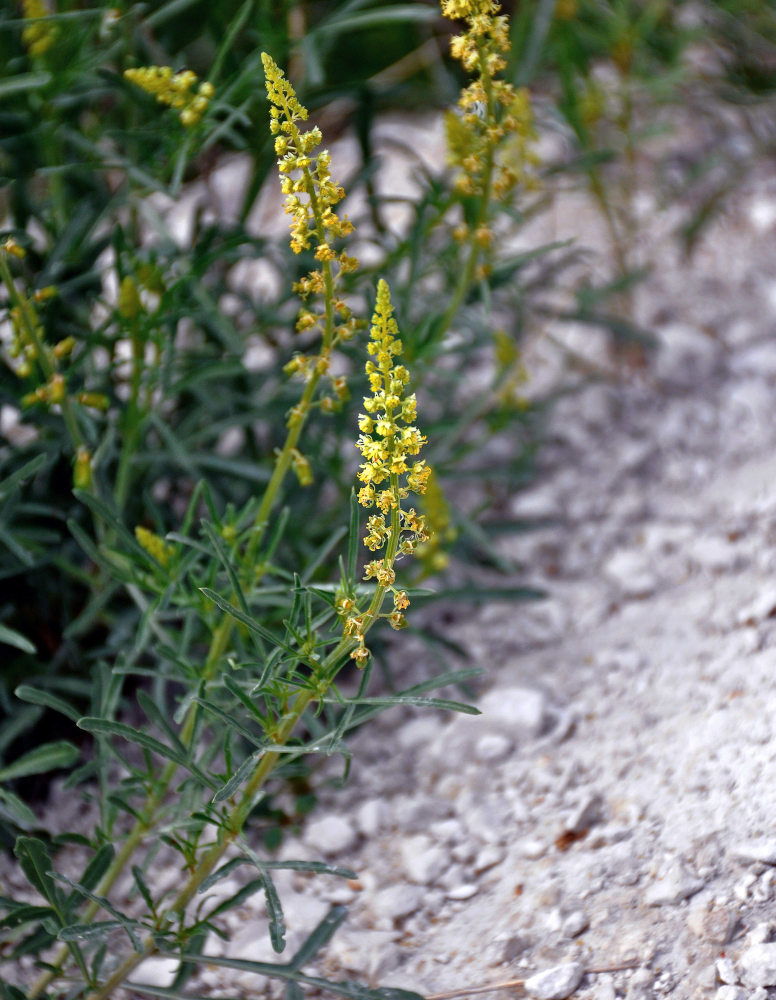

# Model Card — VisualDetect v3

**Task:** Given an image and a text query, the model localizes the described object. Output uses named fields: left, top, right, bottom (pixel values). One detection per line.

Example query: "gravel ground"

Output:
left=179, top=155, right=776, bottom=999
left=7, top=117, right=776, bottom=1000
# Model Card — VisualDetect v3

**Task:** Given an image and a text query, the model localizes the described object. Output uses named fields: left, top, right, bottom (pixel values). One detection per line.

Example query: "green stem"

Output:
left=438, top=48, right=496, bottom=337
left=84, top=482, right=405, bottom=998
left=113, top=316, right=145, bottom=513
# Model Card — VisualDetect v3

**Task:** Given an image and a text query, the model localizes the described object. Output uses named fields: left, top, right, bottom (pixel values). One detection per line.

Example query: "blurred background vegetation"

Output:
left=1, top=0, right=776, bottom=816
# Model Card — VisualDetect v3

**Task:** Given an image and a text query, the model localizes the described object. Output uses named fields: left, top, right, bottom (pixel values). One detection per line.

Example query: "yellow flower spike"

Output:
left=442, top=0, right=538, bottom=202
left=261, top=52, right=354, bottom=261
left=290, top=447, right=313, bottom=486
left=134, top=526, right=175, bottom=568
left=124, top=66, right=214, bottom=127
left=73, top=447, right=92, bottom=490
left=22, top=0, right=58, bottom=57
left=2, top=237, right=26, bottom=259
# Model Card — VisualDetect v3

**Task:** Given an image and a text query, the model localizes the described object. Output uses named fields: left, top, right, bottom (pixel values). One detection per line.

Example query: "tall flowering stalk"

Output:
left=339, top=279, right=430, bottom=665
left=440, top=0, right=538, bottom=327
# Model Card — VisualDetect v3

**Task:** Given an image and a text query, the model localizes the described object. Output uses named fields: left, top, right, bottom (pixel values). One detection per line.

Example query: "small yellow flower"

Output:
left=22, top=0, right=58, bottom=57
left=124, top=65, right=214, bottom=127
left=135, top=526, right=175, bottom=567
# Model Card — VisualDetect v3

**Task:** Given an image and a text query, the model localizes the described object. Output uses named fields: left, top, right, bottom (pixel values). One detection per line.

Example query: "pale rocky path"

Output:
left=179, top=164, right=776, bottom=1000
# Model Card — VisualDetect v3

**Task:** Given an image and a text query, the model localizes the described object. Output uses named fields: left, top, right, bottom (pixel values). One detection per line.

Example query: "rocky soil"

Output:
left=8, top=117, right=776, bottom=1000
left=172, top=156, right=776, bottom=998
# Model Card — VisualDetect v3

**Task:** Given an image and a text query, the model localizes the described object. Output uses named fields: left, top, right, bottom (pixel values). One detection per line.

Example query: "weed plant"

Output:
left=0, top=1, right=542, bottom=996
left=3, top=0, right=776, bottom=995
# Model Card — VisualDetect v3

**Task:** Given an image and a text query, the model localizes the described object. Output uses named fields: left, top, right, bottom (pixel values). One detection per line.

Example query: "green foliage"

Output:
left=1, top=0, right=776, bottom=995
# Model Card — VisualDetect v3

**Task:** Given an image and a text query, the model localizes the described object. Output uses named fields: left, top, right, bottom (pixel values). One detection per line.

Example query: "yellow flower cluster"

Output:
left=124, top=66, right=214, bottom=127
left=135, top=526, right=175, bottom=568
left=342, top=280, right=430, bottom=665
left=262, top=53, right=355, bottom=260
left=262, top=52, right=360, bottom=420
left=442, top=0, right=539, bottom=200
left=22, top=0, right=58, bottom=58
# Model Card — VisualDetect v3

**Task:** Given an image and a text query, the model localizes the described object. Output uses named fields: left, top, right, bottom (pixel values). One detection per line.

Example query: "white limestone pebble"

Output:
left=603, top=548, right=658, bottom=598
left=731, top=839, right=776, bottom=865
left=525, top=962, right=584, bottom=1000
left=715, top=988, right=745, bottom=1000
left=128, top=957, right=179, bottom=987
left=446, top=883, right=478, bottom=900
left=302, top=814, right=357, bottom=856
left=644, top=860, right=705, bottom=906
left=356, top=798, right=389, bottom=838
left=474, top=844, right=505, bottom=873
left=716, top=957, right=738, bottom=985
left=401, top=835, right=447, bottom=885
left=479, top=686, right=549, bottom=739
left=562, top=910, right=589, bottom=938
left=371, top=884, right=424, bottom=924
left=739, top=942, right=776, bottom=987
left=475, top=733, right=513, bottom=762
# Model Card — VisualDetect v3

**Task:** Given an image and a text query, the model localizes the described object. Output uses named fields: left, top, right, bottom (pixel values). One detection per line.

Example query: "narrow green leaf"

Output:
left=58, top=919, right=127, bottom=941
left=0, top=741, right=79, bottom=783
left=48, top=872, right=142, bottom=951
left=288, top=906, right=347, bottom=970
left=136, top=690, right=188, bottom=760
left=77, top=718, right=218, bottom=791
left=0, top=453, right=47, bottom=496
left=78, top=844, right=115, bottom=894
left=0, top=904, right=53, bottom=931
left=211, top=749, right=264, bottom=804
left=0, top=72, right=52, bottom=99
left=14, top=838, right=63, bottom=909
left=200, top=588, right=290, bottom=653
left=0, top=789, right=38, bottom=830
left=132, top=866, right=155, bottom=912
left=0, top=624, right=35, bottom=656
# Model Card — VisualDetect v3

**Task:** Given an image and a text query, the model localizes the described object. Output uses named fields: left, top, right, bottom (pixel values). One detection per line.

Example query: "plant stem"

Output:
left=82, top=470, right=405, bottom=998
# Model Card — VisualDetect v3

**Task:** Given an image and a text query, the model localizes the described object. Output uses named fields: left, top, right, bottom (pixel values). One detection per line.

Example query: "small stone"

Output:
left=645, top=860, right=704, bottom=906
left=500, top=933, right=529, bottom=962
left=748, top=922, right=773, bottom=946
left=715, top=988, right=745, bottom=1000
left=303, top=815, right=358, bottom=856
left=735, top=872, right=757, bottom=901
left=716, top=957, right=738, bottom=985
left=594, top=976, right=616, bottom=1000
left=687, top=904, right=737, bottom=944
left=446, top=883, right=478, bottom=900
left=737, top=588, right=776, bottom=627
left=328, top=930, right=400, bottom=978
left=401, top=836, right=447, bottom=886
left=356, top=799, right=389, bottom=838
left=371, top=884, right=424, bottom=924
left=525, top=962, right=584, bottom=1000
left=128, top=957, right=179, bottom=987
left=562, top=910, right=589, bottom=938
left=519, top=838, right=546, bottom=860
left=603, top=549, right=658, bottom=599
left=625, top=968, right=653, bottom=1000
left=474, top=844, right=505, bottom=873
left=475, top=733, right=513, bottom=762
left=739, top=942, right=776, bottom=987
left=479, top=687, right=549, bottom=740
left=732, top=839, right=776, bottom=865
left=654, top=322, right=722, bottom=386
left=749, top=989, right=769, bottom=1000
left=566, top=793, right=605, bottom=834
